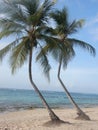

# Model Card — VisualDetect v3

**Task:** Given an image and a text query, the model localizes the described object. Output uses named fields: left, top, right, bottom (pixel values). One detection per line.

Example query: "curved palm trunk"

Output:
left=29, top=47, right=60, bottom=121
left=58, top=58, right=90, bottom=120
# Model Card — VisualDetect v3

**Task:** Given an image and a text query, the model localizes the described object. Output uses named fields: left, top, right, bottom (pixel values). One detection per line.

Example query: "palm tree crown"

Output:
left=0, top=0, right=54, bottom=75
left=50, top=7, right=95, bottom=62
left=37, top=7, right=95, bottom=70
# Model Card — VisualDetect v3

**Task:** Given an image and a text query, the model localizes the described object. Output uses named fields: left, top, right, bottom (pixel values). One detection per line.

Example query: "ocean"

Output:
left=0, top=88, right=98, bottom=113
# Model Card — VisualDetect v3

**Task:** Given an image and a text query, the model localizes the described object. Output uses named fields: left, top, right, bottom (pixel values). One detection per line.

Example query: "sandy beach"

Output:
left=0, top=107, right=98, bottom=130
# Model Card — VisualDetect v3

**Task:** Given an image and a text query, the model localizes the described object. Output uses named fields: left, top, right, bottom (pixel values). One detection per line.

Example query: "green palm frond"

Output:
left=56, top=39, right=75, bottom=68
left=0, top=39, right=19, bottom=61
left=0, top=19, right=25, bottom=31
left=67, top=19, right=85, bottom=35
left=50, top=7, right=68, bottom=26
left=40, top=34, right=61, bottom=46
left=37, top=35, right=70, bottom=64
left=67, top=38, right=96, bottom=56
left=0, top=30, right=23, bottom=39
left=43, top=37, right=63, bottom=61
left=61, top=43, right=75, bottom=69
left=43, top=27, right=58, bottom=36
left=0, top=0, right=28, bottom=25
left=42, top=0, right=53, bottom=16
left=28, top=0, right=53, bottom=26
left=10, top=37, right=30, bottom=74
left=50, top=7, right=69, bottom=37
left=16, top=0, right=39, bottom=15
left=36, top=42, right=59, bottom=73
left=36, top=43, right=51, bottom=80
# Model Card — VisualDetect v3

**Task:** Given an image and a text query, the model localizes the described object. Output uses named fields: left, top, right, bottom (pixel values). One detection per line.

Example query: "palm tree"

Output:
left=0, top=0, right=62, bottom=122
left=37, top=7, right=95, bottom=120
left=50, top=8, right=96, bottom=120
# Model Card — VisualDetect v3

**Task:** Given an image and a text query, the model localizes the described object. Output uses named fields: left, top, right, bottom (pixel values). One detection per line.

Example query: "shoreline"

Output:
left=0, top=104, right=98, bottom=114
left=1, top=104, right=98, bottom=114
left=0, top=107, right=98, bottom=130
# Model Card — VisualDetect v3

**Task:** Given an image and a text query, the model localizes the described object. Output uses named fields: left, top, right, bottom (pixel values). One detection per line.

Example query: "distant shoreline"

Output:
left=0, top=87, right=98, bottom=95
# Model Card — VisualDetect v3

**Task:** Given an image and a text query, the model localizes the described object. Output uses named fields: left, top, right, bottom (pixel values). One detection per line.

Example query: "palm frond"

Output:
left=0, top=30, right=23, bottom=39
left=17, top=0, right=39, bottom=14
left=43, top=27, right=58, bottom=36
left=0, top=18, right=26, bottom=31
left=41, top=35, right=62, bottom=61
left=42, top=0, right=53, bottom=16
left=29, top=0, right=53, bottom=26
left=61, top=42, right=75, bottom=68
left=36, top=43, right=51, bottom=80
left=10, top=38, right=29, bottom=74
left=38, top=35, right=71, bottom=65
left=50, top=7, right=68, bottom=26
left=0, top=0, right=28, bottom=25
left=0, top=39, right=19, bottom=61
left=67, top=38, right=96, bottom=56
left=17, top=0, right=40, bottom=25
left=68, top=19, right=85, bottom=35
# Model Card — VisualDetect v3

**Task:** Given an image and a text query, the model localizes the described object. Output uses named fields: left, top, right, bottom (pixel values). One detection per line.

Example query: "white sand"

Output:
left=0, top=107, right=98, bottom=130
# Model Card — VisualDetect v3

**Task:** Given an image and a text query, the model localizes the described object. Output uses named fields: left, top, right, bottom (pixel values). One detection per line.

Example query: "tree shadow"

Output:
left=43, top=119, right=71, bottom=127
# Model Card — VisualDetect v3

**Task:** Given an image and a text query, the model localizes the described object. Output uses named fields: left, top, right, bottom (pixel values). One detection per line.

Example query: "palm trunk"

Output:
left=58, top=58, right=90, bottom=120
left=29, top=47, right=60, bottom=121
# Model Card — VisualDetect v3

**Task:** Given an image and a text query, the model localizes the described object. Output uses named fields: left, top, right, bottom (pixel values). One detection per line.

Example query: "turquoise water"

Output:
left=0, top=88, right=98, bottom=113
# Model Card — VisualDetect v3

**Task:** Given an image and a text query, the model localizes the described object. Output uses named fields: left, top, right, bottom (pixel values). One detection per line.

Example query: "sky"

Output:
left=0, top=0, right=98, bottom=94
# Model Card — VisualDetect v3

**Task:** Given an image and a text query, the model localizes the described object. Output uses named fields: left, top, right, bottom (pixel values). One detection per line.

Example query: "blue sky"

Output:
left=0, top=0, right=98, bottom=94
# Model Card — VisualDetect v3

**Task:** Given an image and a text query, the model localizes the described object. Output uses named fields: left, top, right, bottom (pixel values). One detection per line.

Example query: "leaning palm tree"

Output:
left=50, top=8, right=96, bottom=120
left=37, top=7, right=95, bottom=120
left=0, top=0, right=63, bottom=122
